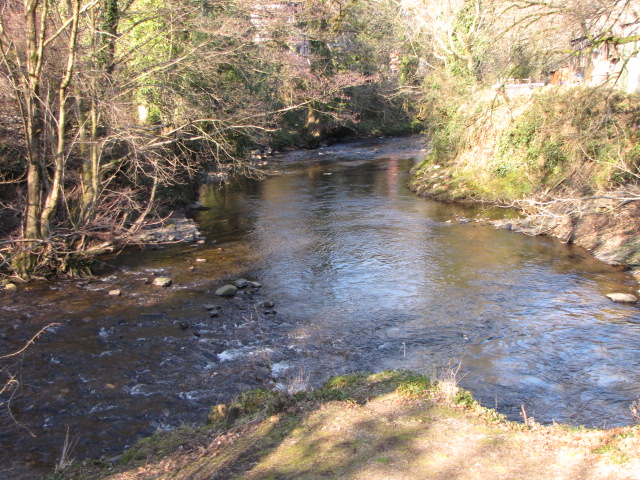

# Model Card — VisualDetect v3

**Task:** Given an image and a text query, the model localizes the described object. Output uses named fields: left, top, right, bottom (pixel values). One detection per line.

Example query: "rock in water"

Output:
left=152, top=277, right=172, bottom=287
left=215, top=285, right=238, bottom=297
left=606, top=293, right=638, bottom=303
left=233, top=278, right=250, bottom=288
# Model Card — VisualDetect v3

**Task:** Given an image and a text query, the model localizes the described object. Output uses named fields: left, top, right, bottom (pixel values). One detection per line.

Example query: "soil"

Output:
left=54, top=372, right=640, bottom=480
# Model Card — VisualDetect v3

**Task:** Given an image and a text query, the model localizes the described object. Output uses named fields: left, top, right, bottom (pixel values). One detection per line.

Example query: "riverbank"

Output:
left=52, top=370, right=640, bottom=480
left=4, top=135, right=639, bottom=478
left=410, top=87, right=640, bottom=286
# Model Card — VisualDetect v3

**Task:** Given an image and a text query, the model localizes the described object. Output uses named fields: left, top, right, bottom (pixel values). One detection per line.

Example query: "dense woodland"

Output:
left=1, top=0, right=640, bottom=279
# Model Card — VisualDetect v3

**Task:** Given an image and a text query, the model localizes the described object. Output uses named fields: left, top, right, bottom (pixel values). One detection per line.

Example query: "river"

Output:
left=1, top=135, right=639, bottom=478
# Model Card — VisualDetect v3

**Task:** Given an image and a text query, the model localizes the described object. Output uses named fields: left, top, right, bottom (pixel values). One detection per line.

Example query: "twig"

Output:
left=521, top=404, right=529, bottom=427
left=0, top=323, right=60, bottom=360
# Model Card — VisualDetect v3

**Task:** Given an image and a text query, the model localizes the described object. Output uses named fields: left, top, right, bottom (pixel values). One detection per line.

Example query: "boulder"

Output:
left=605, top=293, right=638, bottom=303
left=108, top=289, right=122, bottom=296
left=152, top=277, right=172, bottom=287
left=215, top=285, right=238, bottom=297
left=5, top=283, right=17, bottom=292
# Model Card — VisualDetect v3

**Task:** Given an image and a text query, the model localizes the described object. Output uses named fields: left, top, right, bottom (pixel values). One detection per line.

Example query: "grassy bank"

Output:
left=410, top=87, right=640, bottom=276
left=51, top=370, right=640, bottom=480
left=411, top=87, right=640, bottom=203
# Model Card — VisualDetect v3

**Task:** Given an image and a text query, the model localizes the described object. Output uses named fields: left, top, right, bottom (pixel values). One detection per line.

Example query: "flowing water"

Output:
left=1, top=135, right=639, bottom=478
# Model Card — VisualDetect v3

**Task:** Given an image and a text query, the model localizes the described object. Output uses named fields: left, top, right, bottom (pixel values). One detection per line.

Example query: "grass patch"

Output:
left=52, top=370, right=640, bottom=479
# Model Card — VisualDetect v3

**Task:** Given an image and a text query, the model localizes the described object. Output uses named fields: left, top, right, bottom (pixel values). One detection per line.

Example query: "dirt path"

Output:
left=57, top=372, right=640, bottom=480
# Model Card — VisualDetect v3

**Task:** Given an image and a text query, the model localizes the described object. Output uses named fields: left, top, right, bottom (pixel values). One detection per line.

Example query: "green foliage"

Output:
left=416, top=73, right=474, bottom=169
left=417, top=85, right=640, bottom=203
left=495, top=89, right=640, bottom=192
left=395, top=372, right=431, bottom=398
left=231, top=388, right=289, bottom=416
left=452, top=388, right=476, bottom=407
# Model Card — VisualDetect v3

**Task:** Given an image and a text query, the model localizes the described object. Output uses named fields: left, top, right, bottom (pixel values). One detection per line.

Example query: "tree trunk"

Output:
left=22, top=0, right=47, bottom=240
left=41, top=0, right=81, bottom=237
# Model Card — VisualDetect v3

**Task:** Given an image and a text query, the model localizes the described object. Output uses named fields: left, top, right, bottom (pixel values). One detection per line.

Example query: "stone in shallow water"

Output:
left=215, top=285, right=238, bottom=297
left=152, top=277, right=172, bottom=287
left=605, top=293, right=638, bottom=303
left=233, top=278, right=249, bottom=288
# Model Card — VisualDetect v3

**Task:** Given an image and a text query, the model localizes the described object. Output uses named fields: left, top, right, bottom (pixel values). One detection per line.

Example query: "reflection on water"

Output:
left=1, top=135, right=639, bottom=478
left=215, top=140, right=640, bottom=427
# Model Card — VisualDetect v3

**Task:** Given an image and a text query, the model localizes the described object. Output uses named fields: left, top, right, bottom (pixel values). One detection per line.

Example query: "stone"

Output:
left=108, top=289, right=122, bottom=296
left=233, top=278, right=250, bottom=288
left=605, top=293, right=638, bottom=303
left=203, top=304, right=219, bottom=311
left=178, top=322, right=189, bottom=330
left=152, top=277, right=172, bottom=287
left=5, top=283, right=17, bottom=292
left=249, top=281, right=262, bottom=288
left=187, top=201, right=210, bottom=211
left=263, top=300, right=275, bottom=309
left=196, top=258, right=207, bottom=263
left=215, top=285, right=238, bottom=297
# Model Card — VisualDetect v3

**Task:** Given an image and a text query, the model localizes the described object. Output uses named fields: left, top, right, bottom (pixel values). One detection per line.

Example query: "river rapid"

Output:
left=1, top=135, right=639, bottom=478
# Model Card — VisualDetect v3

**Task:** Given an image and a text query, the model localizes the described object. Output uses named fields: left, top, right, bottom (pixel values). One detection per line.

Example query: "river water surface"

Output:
left=1, top=135, right=640, bottom=478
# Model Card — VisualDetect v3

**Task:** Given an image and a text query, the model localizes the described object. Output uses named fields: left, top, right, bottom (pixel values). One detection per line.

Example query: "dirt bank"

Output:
left=53, top=371, right=640, bottom=480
